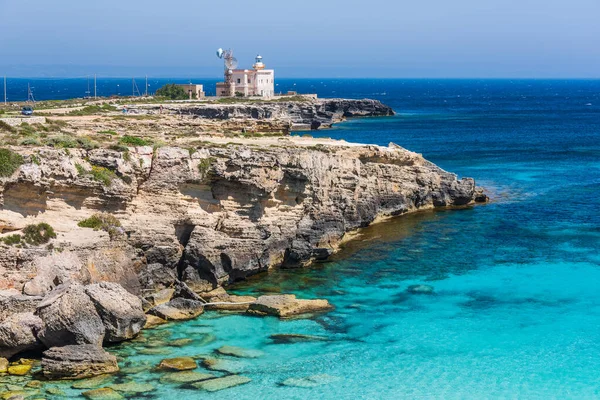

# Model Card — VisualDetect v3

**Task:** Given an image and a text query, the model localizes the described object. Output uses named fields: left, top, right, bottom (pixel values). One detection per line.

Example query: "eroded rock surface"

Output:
left=0, top=312, right=43, bottom=359
left=41, top=344, right=119, bottom=380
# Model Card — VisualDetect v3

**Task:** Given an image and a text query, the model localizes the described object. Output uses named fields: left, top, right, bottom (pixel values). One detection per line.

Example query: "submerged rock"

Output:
left=84, top=282, right=146, bottom=343
left=247, top=295, right=332, bottom=318
left=192, top=375, right=251, bottom=392
left=0, top=312, right=44, bottom=359
left=159, top=371, right=215, bottom=384
left=109, top=381, right=155, bottom=394
left=71, top=374, right=114, bottom=389
left=281, top=374, right=339, bottom=388
left=406, top=284, right=434, bottom=294
left=216, top=346, right=264, bottom=358
left=82, top=387, right=124, bottom=400
left=41, top=345, right=119, bottom=380
left=147, top=298, right=204, bottom=321
left=36, top=284, right=106, bottom=348
left=201, top=357, right=246, bottom=374
left=157, top=357, right=197, bottom=371
left=269, top=333, right=329, bottom=344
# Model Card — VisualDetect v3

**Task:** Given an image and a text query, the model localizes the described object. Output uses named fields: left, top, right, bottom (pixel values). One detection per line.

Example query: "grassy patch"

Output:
left=68, top=104, right=117, bottom=116
left=22, top=223, right=57, bottom=245
left=119, top=135, right=152, bottom=146
left=0, top=234, right=22, bottom=246
left=89, top=165, right=116, bottom=186
left=78, top=213, right=122, bottom=239
left=0, top=148, right=24, bottom=177
left=0, top=120, right=16, bottom=133
left=20, top=137, right=41, bottom=146
left=99, top=130, right=117, bottom=135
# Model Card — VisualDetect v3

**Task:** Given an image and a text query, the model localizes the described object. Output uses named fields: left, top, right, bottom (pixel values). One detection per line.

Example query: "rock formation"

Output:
left=41, top=344, right=119, bottom=379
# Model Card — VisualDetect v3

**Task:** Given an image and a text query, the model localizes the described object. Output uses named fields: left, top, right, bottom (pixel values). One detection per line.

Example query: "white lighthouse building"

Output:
left=216, top=55, right=275, bottom=98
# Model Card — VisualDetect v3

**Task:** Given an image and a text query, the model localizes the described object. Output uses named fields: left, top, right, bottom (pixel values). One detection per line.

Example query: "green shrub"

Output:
left=20, top=137, right=41, bottom=146
left=22, top=223, right=56, bottom=245
left=198, top=157, right=215, bottom=174
left=99, top=130, right=117, bottom=135
left=78, top=213, right=122, bottom=239
left=90, top=165, right=115, bottom=186
left=155, top=84, right=188, bottom=100
left=75, top=163, right=86, bottom=175
left=0, top=148, right=24, bottom=177
left=0, top=234, right=22, bottom=246
left=119, top=135, right=152, bottom=146
left=30, top=154, right=41, bottom=165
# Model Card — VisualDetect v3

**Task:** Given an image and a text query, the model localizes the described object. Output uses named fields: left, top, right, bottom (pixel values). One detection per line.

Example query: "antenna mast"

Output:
left=216, top=48, right=237, bottom=97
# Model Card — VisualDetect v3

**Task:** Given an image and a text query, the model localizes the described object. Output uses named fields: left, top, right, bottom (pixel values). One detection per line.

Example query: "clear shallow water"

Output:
left=5, top=79, right=600, bottom=399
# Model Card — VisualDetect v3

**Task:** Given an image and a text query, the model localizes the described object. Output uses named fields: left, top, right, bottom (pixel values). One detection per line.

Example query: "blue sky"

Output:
left=0, top=0, right=598, bottom=78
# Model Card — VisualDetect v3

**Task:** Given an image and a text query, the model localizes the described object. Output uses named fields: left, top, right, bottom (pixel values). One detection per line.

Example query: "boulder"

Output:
left=137, top=263, right=177, bottom=292
left=203, top=289, right=256, bottom=312
left=36, top=283, right=106, bottom=348
left=147, top=298, right=204, bottom=321
left=143, top=315, right=167, bottom=329
left=247, top=294, right=332, bottom=318
left=143, top=288, right=174, bottom=309
left=0, top=312, right=44, bottom=359
left=157, top=357, right=197, bottom=371
left=41, top=345, right=119, bottom=380
left=0, top=293, right=43, bottom=320
left=0, top=357, right=8, bottom=373
left=172, top=280, right=205, bottom=302
left=7, top=364, right=32, bottom=375
left=84, top=282, right=146, bottom=343
left=192, top=375, right=251, bottom=392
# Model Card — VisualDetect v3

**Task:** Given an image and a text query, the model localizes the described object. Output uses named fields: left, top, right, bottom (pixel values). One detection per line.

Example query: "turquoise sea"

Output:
left=7, top=79, right=600, bottom=399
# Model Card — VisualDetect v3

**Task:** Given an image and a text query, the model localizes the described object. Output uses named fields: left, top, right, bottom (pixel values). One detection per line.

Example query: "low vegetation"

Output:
left=78, top=213, right=123, bottom=239
left=0, top=148, right=24, bottom=177
left=0, top=234, right=22, bottom=246
left=198, top=157, right=215, bottom=174
left=89, top=165, right=116, bottom=186
left=44, top=135, right=99, bottom=150
left=0, top=120, right=16, bottom=133
left=22, top=223, right=57, bottom=245
left=68, top=104, right=117, bottom=116
left=119, top=135, right=152, bottom=146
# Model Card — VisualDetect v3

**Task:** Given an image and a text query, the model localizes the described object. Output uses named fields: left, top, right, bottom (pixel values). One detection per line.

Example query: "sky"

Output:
left=0, top=0, right=599, bottom=78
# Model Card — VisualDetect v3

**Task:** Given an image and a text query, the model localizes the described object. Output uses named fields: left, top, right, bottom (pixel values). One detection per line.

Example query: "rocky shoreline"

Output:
left=0, top=97, right=486, bottom=390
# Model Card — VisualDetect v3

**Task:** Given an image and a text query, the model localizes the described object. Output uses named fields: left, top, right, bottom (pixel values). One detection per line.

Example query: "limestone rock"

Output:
left=147, top=298, right=204, bottom=321
left=82, top=387, right=124, bottom=400
left=35, top=284, right=106, bottom=348
left=41, top=345, right=119, bottom=380
left=71, top=374, right=114, bottom=389
left=137, top=264, right=177, bottom=292
left=159, top=371, right=215, bottom=384
left=201, top=357, right=246, bottom=374
left=0, top=294, right=43, bottom=320
left=247, top=295, right=332, bottom=318
left=216, top=346, right=263, bottom=359
left=143, top=288, right=174, bottom=308
left=7, top=364, right=32, bottom=376
left=0, top=312, right=44, bottom=359
left=0, top=357, right=8, bottom=373
left=109, top=381, right=155, bottom=394
left=192, top=375, right=251, bottom=392
left=143, top=315, right=167, bottom=329
left=281, top=374, right=339, bottom=388
left=157, top=357, right=197, bottom=371
left=84, top=282, right=146, bottom=342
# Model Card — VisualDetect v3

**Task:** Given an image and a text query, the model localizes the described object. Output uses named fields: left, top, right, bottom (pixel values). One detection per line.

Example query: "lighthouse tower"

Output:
left=253, top=55, right=265, bottom=70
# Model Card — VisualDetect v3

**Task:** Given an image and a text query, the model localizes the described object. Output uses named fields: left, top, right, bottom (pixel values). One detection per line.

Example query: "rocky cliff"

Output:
left=0, top=140, right=485, bottom=295
left=132, top=98, right=395, bottom=131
